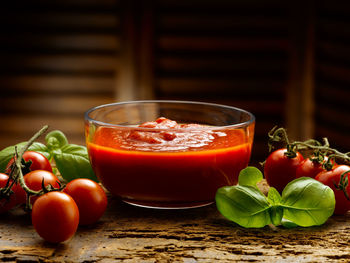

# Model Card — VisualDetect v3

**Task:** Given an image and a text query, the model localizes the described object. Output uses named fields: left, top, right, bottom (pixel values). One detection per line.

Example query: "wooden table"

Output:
left=1, top=194, right=350, bottom=262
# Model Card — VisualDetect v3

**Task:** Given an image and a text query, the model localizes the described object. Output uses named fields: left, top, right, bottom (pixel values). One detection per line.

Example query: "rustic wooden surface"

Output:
left=1, top=193, right=350, bottom=263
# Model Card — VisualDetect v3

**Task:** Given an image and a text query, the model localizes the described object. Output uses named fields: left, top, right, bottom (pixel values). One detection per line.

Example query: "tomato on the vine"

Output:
left=6, top=151, right=52, bottom=174
left=32, top=191, right=79, bottom=243
left=264, top=148, right=304, bottom=192
left=0, top=173, right=16, bottom=213
left=64, top=178, right=107, bottom=225
left=22, top=170, right=60, bottom=205
left=315, top=165, right=350, bottom=215
left=295, top=157, right=328, bottom=179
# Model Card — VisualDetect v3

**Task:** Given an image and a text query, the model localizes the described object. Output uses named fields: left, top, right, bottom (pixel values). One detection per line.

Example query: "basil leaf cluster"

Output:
left=216, top=167, right=335, bottom=228
left=0, top=130, right=98, bottom=182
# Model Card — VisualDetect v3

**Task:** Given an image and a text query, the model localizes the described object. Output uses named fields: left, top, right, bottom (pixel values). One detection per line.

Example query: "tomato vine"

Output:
left=267, top=126, right=350, bottom=167
left=0, top=126, right=62, bottom=211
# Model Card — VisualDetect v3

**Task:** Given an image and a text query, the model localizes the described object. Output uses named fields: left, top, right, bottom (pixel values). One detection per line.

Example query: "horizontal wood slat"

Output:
left=0, top=115, right=87, bottom=149
left=1, top=55, right=119, bottom=74
left=0, top=75, right=115, bottom=95
left=159, top=15, right=287, bottom=31
left=157, top=0, right=286, bottom=10
left=0, top=95, right=114, bottom=116
left=0, top=0, right=120, bottom=150
left=314, top=1, right=350, bottom=153
left=153, top=0, right=289, bottom=161
left=0, top=34, right=120, bottom=52
left=0, top=13, right=119, bottom=30
left=158, top=56, right=286, bottom=72
left=158, top=37, right=288, bottom=51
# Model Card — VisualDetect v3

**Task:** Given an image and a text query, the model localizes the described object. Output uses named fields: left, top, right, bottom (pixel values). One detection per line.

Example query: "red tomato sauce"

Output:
left=87, top=117, right=252, bottom=207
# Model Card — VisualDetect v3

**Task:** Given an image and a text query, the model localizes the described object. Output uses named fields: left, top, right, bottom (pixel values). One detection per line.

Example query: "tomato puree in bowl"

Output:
left=87, top=117, right=253, bottom=208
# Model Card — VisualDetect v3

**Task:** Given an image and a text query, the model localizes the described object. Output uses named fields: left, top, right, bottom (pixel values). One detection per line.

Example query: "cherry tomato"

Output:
left=11, top=182, right=27, bottom=206
left=64, top=179, right=107, bottom=225
left=264, top=148, right=304, bottom=192
left=295, top=157, right=327, bottom=179
left=24, top=170, right=60, bottom=205
left=32, top=191, right=79, bottom=243
left=6, top=151, right=52, bottom=173
left=315, top=165, right=350, bottom=215
left=0, top=173, right=16, bottom=213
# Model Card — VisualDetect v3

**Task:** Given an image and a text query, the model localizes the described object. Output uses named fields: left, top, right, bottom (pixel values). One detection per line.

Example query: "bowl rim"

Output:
left=84, top=100, right=255, bottom=130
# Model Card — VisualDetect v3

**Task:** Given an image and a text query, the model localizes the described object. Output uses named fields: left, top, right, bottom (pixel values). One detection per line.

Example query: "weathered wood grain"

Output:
left=1, top=194, right=350, bottom=263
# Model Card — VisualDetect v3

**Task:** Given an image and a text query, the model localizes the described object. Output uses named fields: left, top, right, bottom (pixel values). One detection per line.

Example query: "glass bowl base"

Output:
left=122, top=199, right=214, bottom=209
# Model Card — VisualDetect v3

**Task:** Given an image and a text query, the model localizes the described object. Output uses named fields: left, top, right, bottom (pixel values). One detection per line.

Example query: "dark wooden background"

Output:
left=0, top=0, right=349, bottom=162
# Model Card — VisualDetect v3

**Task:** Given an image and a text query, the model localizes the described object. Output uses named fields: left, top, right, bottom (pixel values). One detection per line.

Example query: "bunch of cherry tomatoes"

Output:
left=0, top=151, right=107, bottom=243
left=264, top=148, right=350, bottom=215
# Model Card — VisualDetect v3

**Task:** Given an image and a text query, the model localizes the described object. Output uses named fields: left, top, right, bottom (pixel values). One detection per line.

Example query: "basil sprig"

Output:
left=216, top=167, right=335, bottom=228
left=0, top=130, right=98, bottom=182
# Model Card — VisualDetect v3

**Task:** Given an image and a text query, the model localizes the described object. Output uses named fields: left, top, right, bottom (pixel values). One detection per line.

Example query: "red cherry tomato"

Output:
left=295, top=157, right=327, bottom=179
left=6, top=151, right=52, bottom=173
left=23, top=170, right=60, bottom=205
left=64, top=179, right=107, bottom=225
left=264, top=148, right=304, bottom=192
left=11, top=182, right=27, bottom=206
left=0, top=173, right=16, bottom=213
left=315, top=165, right=350, bottom=215
left=32, top=191, right=79, bottom=243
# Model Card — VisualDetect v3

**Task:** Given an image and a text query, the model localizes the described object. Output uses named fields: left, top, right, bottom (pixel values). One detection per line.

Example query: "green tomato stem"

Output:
left=14, top=125, right=50, bottom=196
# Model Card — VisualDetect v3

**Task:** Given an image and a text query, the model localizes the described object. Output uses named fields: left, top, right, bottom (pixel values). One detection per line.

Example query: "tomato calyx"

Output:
left=334, top=170, right=350, bottom=201
left=285, top=144, right=297, bottom=159
left=0, top=177, right=14, bottom=203
left=40, top=178, right=64, bottom=194
left=6, top=157, right=33, bottom=176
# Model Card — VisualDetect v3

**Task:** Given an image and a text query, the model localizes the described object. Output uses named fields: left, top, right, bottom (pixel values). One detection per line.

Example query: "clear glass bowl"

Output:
left=85, top=100, right=255, bottom=209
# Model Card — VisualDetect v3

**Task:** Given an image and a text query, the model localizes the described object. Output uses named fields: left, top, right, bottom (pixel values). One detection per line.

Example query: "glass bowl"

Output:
left=85, top=100, right=255, bottom=209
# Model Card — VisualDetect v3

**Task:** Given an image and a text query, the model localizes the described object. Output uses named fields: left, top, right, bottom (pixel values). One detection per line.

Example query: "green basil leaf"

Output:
left=238, top=166, right=263, bottom=188
left=281, top=218, right=298, bottom=229
left=267, top=187, right=283, bottom=226
left=52, top=144, right=98, bottom=182
left=267, top=187, right=282, bottom=205
left=269, top=206, right=283, bottom=226
left=45, top=130, right=68, bottom=151
left=0, top=142, right=50, bottom=172
left=281, top=177, right=335, bottom=227
left=216, top=185, right=271, bottom=228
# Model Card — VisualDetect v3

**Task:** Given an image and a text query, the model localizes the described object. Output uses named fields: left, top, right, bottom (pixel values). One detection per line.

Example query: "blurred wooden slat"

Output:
left=0, top=95, right=114, bottom=115
left=158, top=56, right=286, bottom=72
left=158, top=37, right=288, bottom=51
left=0, top=34, right=120, bottom=51
left=318, top=41, right=350, bottom=62
left=159, top=15, right=287, bottom=31
left=0, top=115, right=87, bottom=149
left=2, top=0, right=119, bottom=9
left=0, top=75, right=115, bottom=95
left=0, top=0, right=120, bottom=150
left=157, top=0, right=285, bottom=9
left=0, top=55, right=119, bottom=73
left=314, top=0, right=350, bottom=152
left=318, top=63, right=350, bottom=83
left=153, top=0, right=289, bottom=162
left=0, top=13, right=119, bottom=30
left=157, top=78, right=284, bottom=97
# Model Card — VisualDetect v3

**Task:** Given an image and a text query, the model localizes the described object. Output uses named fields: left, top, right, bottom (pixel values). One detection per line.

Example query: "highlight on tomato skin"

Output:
left=6, top=151, right=52, bottom=174
left=264, top=148, right=304, bottom=193
left=64, top=178, right=107, bottom=226
left=31, top=191, right=79, bottom=243
left=315, top=165, right=350, bottom=215
left=295, top=158, right=326, bottom=179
